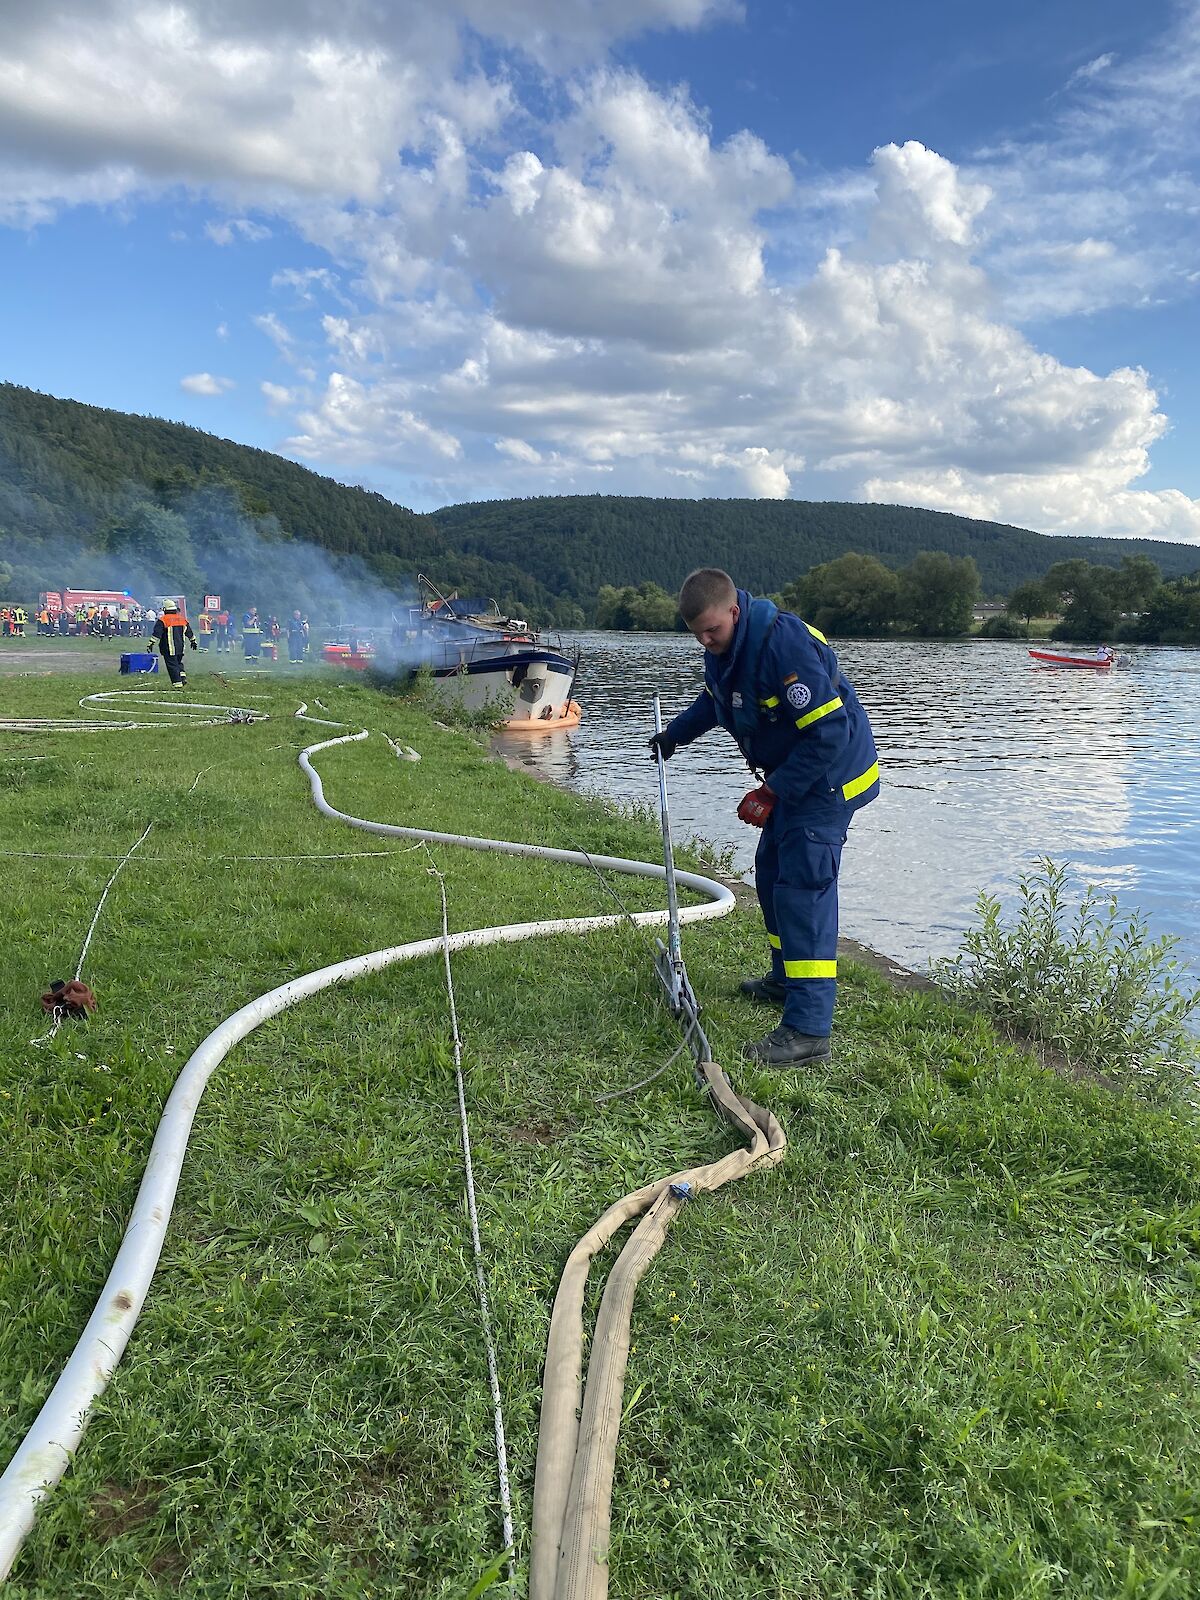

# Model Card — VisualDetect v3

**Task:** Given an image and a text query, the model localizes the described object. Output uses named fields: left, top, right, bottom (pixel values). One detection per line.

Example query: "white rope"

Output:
left=0, top=848, right=428, bottom=863
left=426, top=850, right=516, bottom=1559
left=75, top=823, right=154, bottom=981
left=30, top=822, right=154, bottom=1046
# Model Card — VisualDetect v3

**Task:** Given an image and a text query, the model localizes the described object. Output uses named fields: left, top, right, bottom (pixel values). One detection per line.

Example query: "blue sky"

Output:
left=1, top=0, right=1198, bottom=541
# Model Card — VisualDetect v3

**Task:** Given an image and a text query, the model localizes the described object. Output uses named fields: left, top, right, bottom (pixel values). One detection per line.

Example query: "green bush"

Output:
left=933, top=858, right=1199, bottom=1097
left=977, top=613, right=1027, bottom=638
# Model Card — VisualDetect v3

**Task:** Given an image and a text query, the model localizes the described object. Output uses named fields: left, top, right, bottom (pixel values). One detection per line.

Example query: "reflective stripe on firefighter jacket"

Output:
left=153, top=612, right=195, bottom=654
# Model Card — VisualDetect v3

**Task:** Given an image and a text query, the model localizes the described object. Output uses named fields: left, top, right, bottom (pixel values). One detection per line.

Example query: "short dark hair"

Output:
left=678, top=568, right=736, bottom=623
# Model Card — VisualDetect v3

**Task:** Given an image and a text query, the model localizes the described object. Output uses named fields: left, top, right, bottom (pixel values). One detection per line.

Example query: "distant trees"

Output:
left=990, top=554, right=1200, bottom=646
left=783, top=553, right=898, bottom=636
left=898, top=552, right=980, bottom=636
left=779, top=550, right=978, bottom=637
left=595, top=552, right=982, bottom=636
left=594, top=581, right=681, bottom=631
left=103, top=500, right=200, bottom=595
left=1135, top=573, right=1200, bottom=643
left=977, top=612, right=1027, bottom=639
left=1005, top=580, right=1051, bottom=631
left=1043, top=555, right=1165, bottom=641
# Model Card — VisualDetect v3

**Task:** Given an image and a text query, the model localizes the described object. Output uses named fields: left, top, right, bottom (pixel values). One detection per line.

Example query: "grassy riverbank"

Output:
left=3, top=663, right=1200, bottom=1599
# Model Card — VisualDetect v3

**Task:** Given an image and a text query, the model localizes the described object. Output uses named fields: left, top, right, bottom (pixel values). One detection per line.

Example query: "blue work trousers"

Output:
left=754, top=797, right=851, bottom=1036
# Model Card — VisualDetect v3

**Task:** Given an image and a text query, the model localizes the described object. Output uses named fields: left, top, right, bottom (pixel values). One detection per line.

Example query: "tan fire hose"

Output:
left=532, top=1064, right=786, bottom=1600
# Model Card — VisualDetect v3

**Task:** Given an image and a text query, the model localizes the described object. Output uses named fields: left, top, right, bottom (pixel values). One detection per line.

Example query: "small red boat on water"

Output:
left=1028, top=649, right=1114, bottom=669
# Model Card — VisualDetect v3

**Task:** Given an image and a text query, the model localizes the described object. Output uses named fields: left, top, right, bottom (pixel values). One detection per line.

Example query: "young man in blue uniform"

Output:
left=650, top=568, right=880, bottom=1066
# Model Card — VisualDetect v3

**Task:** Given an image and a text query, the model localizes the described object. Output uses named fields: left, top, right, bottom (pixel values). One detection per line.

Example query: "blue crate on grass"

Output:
left=119, top=652, right=158, bottom=674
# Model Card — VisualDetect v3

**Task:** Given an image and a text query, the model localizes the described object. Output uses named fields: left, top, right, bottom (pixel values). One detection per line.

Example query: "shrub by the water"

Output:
left=934, top=858, right=1200, bottom=1095
left=976, top=612, right=1028, bottom=639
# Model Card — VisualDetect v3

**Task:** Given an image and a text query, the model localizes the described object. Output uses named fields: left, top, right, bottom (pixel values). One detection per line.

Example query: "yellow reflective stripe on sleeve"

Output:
left=804, top=622, right=829, bottom=644
left=767, top=932, right=781, bottom=950
left=842, top=760, right=880, bottom=802
left=761, top=695, right=780, bottom=708
left=794, top=695, right=842, bottom=732
left=783, top=959, right=838, bottom=979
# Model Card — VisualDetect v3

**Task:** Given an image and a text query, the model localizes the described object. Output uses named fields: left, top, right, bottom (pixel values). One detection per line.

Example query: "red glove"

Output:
left=737, top=785, right=776, bottom=827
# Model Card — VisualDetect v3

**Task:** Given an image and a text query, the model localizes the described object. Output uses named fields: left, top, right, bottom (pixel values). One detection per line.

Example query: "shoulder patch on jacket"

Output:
left=786, top=681, right=812, bottom=711
left=783, top=672, right=798, bottom=685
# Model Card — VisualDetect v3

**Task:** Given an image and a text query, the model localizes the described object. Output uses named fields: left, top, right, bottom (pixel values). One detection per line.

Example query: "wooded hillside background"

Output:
left=2, top=382, right=1197, bottom=622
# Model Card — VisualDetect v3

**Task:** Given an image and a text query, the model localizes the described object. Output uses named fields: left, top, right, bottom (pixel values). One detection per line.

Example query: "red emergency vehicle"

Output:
left=40, top=587, right=137, bottom=621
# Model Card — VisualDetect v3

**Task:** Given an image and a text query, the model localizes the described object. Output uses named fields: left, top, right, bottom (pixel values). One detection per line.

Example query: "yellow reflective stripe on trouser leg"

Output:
left=767, top=932, right=781, bottom=950
left=842, top=760, right=879, bottom=802
left=794, top=695, right=842, bottom=732
left=783, top=959, right=838, bottom=978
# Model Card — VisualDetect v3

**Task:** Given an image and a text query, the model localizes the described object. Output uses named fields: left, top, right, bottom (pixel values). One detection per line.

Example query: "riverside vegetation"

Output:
left=3, top=660, right=1200, bottom=1597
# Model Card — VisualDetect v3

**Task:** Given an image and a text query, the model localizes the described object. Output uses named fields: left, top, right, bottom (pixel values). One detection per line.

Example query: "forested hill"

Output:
left=2, top=382, right=1198, bottom=622
left=0, top=383, right=569, bottom=618
left=432, top=495, right=1200, bottom=601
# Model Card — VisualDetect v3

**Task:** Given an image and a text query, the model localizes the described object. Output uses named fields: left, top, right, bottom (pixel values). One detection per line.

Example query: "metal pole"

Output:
left=652, top=695, right=683, bottom=970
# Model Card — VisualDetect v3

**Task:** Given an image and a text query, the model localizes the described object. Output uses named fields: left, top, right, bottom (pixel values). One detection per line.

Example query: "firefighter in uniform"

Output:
left=242, top=606, right=262, bottom=661
left=197, top=610, right=213, bottom=650
left=286, top=609, right=309, bottom=662
left=153, top=600, right=197, bottom=686
left=650, top=568, right=880, bottom=1066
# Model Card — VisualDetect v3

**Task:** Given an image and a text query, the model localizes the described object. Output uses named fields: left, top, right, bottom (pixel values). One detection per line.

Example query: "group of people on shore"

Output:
left=221, top=607, right=311, bottom=664
left=2, top=600, right=313, bottom=663
left=149, top=603, right=312, bottom=684
left=32, top=602, right=151, bottom=637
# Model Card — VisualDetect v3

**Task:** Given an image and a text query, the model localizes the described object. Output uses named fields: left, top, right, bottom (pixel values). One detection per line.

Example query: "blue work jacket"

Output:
left=665, top=591, right=880, bottom=811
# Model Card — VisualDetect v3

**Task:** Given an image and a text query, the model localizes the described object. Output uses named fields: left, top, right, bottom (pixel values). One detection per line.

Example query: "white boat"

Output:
left=323, top=578, right=581, bottom=730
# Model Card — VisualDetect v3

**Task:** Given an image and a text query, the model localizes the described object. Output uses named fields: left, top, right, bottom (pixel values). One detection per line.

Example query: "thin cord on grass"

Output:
left=30, top=821, right=154, bottom=1047
left=423, top=846, right=516, bottom=1566
left=592, top=1038, right=690, bottom=1104
left=0, top=847, right=428, bottom=862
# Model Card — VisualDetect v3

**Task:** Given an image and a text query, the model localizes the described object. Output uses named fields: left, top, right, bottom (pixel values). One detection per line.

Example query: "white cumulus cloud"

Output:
left=205, top=217, right=272, bottom=245
left=180, top=372, right=235, bottom=395
left=1, top=0, right=1198, bottom=538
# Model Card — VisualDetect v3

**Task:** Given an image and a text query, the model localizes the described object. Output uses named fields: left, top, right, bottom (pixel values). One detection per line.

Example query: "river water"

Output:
left=495, top=633, right=1200, bottom=979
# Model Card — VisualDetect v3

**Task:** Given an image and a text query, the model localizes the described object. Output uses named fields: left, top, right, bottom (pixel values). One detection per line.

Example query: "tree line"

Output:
left=982, top=556, right=1200, bottom=645
left=597, top=551, right=1200, bottom=645
left=597, top=550, right=983, bottom=637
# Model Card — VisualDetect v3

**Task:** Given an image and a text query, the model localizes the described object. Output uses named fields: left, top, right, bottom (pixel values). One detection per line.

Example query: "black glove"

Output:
left=648, top=730, right=677, bottom=762
left=189, top=639, right=198, bottom=651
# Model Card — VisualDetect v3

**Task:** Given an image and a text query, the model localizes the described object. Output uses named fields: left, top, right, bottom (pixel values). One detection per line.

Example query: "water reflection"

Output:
left=495, top=633, right=1200, bottom=977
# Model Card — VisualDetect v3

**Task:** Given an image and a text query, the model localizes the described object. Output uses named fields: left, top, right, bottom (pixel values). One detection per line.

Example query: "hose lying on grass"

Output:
left=0, top=726, right=783, bottom=1597
left=0, top=688, right=269, bottom=732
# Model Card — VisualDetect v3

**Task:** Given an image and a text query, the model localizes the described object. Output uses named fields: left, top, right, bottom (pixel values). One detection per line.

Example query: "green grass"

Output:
left=2, top=655, right=1200, bottom=1598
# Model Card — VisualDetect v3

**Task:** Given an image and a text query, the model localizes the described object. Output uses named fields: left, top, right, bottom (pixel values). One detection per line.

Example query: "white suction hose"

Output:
left=0, top=730, right=733, bottom=1579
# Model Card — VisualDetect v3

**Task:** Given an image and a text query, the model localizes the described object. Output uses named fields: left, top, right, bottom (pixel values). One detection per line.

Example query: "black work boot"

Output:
left=741, top=1025, right=832, bottom=1066
left=738, top=973, right=788, bottom=1005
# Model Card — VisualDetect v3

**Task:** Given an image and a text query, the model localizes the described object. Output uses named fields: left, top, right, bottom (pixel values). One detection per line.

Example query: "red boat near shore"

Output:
left=1028, top=649, right=1114, bottom=669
